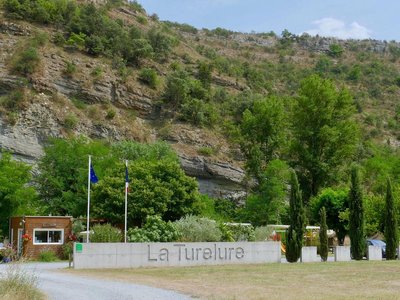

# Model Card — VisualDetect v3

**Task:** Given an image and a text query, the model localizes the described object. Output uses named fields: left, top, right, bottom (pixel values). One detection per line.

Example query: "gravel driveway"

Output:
left=0, top=262, right=191, bottom=300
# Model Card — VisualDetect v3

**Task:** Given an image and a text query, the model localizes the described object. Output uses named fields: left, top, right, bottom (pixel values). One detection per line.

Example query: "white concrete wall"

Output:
left=334, top=246, right=351, bottom=262
left=368, top=245, right=382, bottom=261
left=301, top=246, right=319, bottom=262
left=73, top=242, right=281, bottom=269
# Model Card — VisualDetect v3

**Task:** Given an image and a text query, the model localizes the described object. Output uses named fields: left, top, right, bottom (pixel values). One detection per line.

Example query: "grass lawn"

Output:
left=64, top=260, right=400, bottom=299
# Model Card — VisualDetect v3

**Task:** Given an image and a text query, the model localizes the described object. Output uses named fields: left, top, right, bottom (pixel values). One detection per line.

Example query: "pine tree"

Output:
left=319, top=207, right=328, bottom=262
left=286, top=170, right=305, bottom=263
left=348, top=166, right=365, bottom=260
left=384, top=178, right=398, bottom=260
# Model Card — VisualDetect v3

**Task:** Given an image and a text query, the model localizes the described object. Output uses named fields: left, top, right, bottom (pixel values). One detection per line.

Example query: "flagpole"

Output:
left=124, top=160, right=128, bottom=243
left=87, top=155, right=91, bottom=243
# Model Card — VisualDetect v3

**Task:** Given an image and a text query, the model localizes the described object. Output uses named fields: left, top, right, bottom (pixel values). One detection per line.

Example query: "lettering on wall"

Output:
left=147, top=243, right=245, bottom=262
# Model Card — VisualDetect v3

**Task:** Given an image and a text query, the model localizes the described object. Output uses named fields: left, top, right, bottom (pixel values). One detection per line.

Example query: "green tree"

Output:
left=319, top=207, right=329, bottom=262
left=286, top=170, right=306, bottom=263
left=310, top=188, right=348, bottom=245
left=348, top=166, right=365, bottom=260
left=197, top=61, right=213, bottom=89
left=147, top=28, right=174, bottom=60
left=291, top=75, right=359, bottom=199
left=240, top=97, right=287, bottom=182
left=35, top=137, right=112, bottom=216
left=124, top=38, right=153, bottom=65
left=164, top=70, right=190, bottom=106
left=92, top=159, right=199, bottom=226
left=0, top=153, right=41, bottom=236
left=384, top=178, right=398, bottom=260
left=241, top=160, right=290, bottom=226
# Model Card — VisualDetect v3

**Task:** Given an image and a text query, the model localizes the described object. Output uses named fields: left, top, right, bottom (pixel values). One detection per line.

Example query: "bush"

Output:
left=128, top=215, right=180, bottom=242
left=0, top=245, right=16, bottom=262
left=224, top=223, right=255, bottom=241
left=71, top=98, right=87, bottom=110
left=197, top=147, right=214, bottom=156
left=91, top=66, right=103, bottom=79
left=91, top=224, right=122, bottom=242
left=12, top=47, right=40, bottom=75
left=106, top=108, right=116, bottom=120
left=63, top=61, right=77, bottom=76
left=138, top=68, right=158, bottom=88
left=180, top=98, right=218, bottom=127
left=63, top=114, right=78, bottom=129
left=39, top=249, right=58, bottom=262
left=53, top=32, right=66, bottom=46
left=148, top=28, right=174, bottom=59
left=136, top=15, right=147, bottom=25
left=66, top=33, right=86, bottom=51
left=328, top=44, right=344, bottom=57
left=174, top=215, right=222, bottom=242
left=0, top=89, right=26, bottom=111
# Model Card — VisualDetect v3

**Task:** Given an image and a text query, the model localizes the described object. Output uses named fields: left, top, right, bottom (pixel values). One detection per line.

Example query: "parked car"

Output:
left=367, top=239, right=386, bottom=258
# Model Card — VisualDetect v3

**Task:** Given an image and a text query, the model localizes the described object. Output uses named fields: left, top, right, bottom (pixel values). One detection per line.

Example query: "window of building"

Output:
left=33, top=229, right=64, bottom=245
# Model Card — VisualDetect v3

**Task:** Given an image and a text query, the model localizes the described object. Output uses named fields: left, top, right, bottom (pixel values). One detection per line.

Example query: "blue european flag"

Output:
left=90, top=163, right=98, bottom=184
left=125, top=165, right=129, bottom=183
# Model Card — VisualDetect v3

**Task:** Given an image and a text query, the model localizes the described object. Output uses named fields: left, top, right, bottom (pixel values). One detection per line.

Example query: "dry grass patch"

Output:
left=65, top=261, right=400, bottom=299
left=0, top=263, right=45, bottom=300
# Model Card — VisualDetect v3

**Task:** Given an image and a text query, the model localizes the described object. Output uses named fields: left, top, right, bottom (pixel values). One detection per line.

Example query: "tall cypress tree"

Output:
left=384, top=178, right=398, bottom=260
left=348, top=166, right=365, bottom=260
left=319, top=207, right=329, bottom=262
left=286, top=170, right=305, bottom=263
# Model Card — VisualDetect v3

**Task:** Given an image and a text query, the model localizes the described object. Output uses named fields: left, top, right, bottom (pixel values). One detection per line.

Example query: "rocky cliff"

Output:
left=0, top=18, right=247, bottom=200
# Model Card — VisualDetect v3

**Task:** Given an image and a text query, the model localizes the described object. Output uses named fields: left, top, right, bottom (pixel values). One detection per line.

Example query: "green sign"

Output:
left=76, top=243, right=83, bottom=253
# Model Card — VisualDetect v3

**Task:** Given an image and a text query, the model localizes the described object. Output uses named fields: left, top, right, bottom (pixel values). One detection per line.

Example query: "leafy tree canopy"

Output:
left=0, top=152, right=42, bottom=236
left=291, top=75, right=359, bottom=199
left=240, top=96, right=287, bottom=181
left=310, top=188, right=348, bottom=245
left=92, top=159, right=199, bottom=226
left=241, top=159, right=290, bottom=226
left=35, top=137, right=199, bottom=225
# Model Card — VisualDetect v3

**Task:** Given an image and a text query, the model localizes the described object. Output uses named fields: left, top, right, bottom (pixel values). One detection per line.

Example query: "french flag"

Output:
left=125, top=162, right=129, bottom=193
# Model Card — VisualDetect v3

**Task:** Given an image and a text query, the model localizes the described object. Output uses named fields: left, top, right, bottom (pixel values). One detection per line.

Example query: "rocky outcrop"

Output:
left=0, top=21, right=30, bottom=36
left=0, top=100, right=60, bottom=162
left=179, top=154, right=247, bottom=201
left=212, top=75, right=247, bottom=91
left=30, top=52, right=155, bottom=117
left=297, top=35, right=400, bottom=54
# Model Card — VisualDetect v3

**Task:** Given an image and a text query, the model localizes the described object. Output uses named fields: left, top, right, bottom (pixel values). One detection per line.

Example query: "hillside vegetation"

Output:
left=0, top=0, right=399, bottom=239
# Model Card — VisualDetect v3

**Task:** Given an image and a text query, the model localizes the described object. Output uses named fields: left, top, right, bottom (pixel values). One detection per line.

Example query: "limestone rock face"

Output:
left=179, top=154, right=246, bottom=201
left=0, top=21, right=30, bottom=36
left=0, top=100, right=60, bottom=162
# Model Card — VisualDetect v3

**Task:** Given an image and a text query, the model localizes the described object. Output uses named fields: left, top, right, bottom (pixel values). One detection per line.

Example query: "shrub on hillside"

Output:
left=12, top=47, right=40, bottom=75
left=139, top=68, right=158, bottom=88
left=0, top=89, right=26, bottom=111
left=91, top=224, right=122, bottom=242
left=180, top=98, right=218, bottom=127
left=174, top=215, right=222, bottom=242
